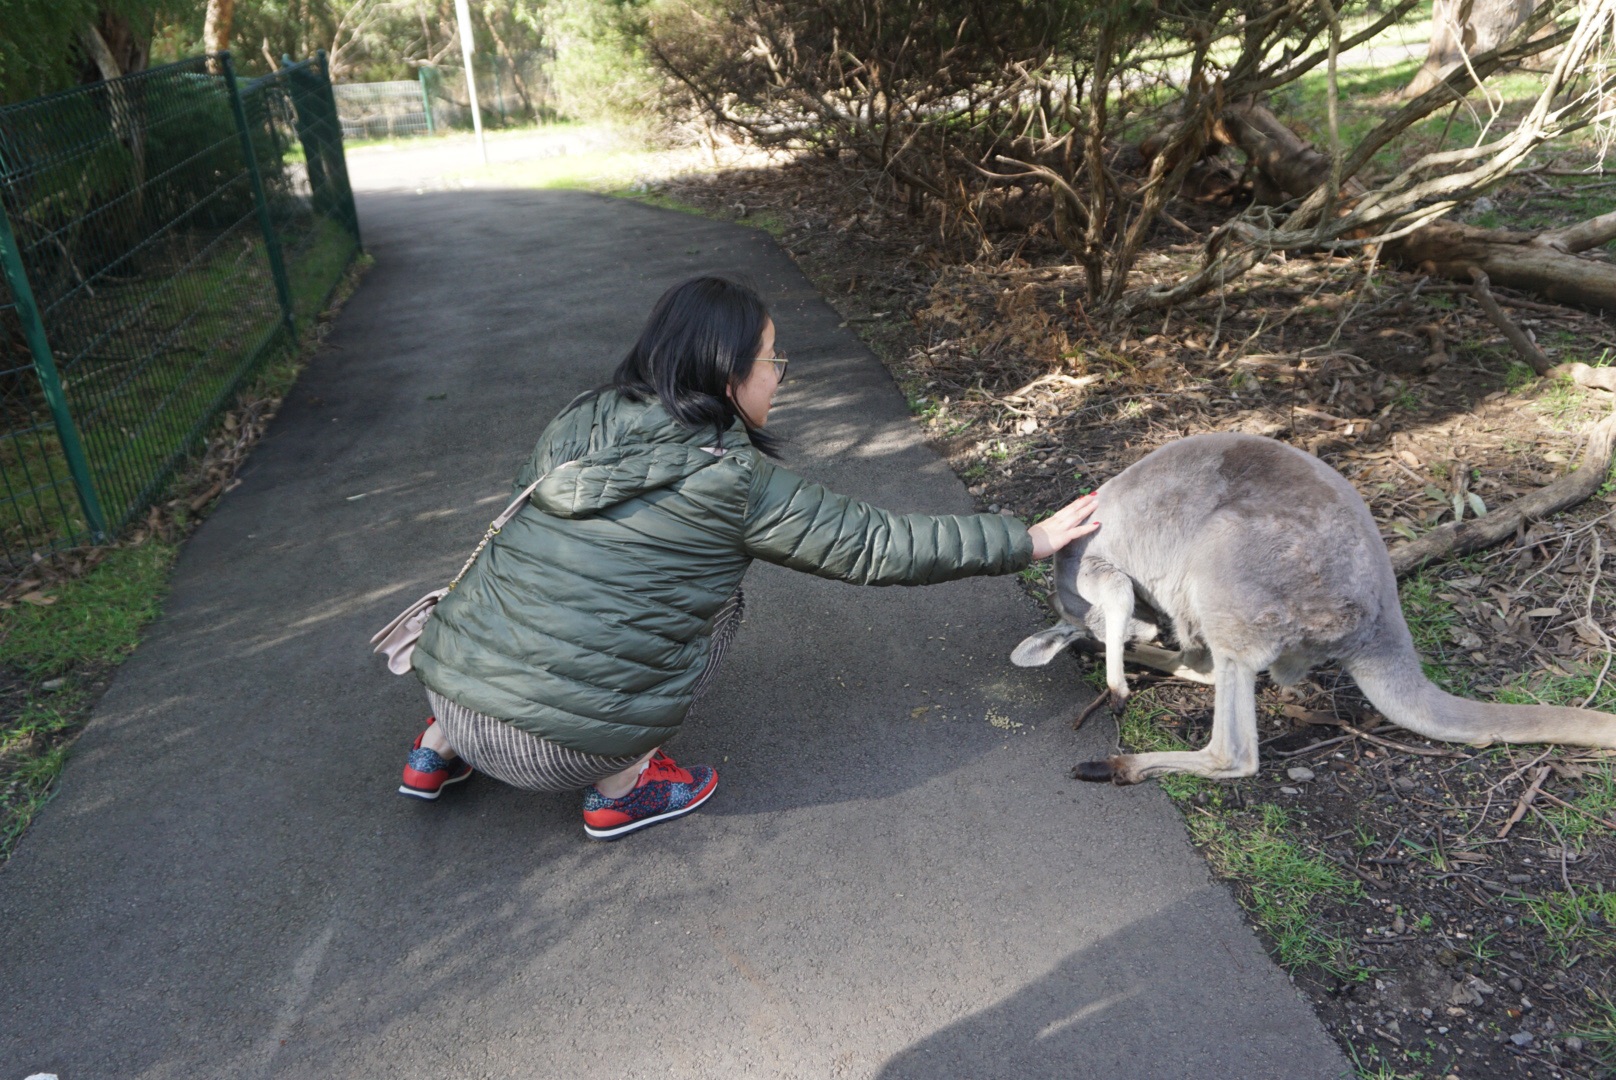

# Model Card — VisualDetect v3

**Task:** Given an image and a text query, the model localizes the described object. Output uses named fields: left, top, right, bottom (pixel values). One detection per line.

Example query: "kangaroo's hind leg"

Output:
left=1073, top=654, right=1261, bottom=784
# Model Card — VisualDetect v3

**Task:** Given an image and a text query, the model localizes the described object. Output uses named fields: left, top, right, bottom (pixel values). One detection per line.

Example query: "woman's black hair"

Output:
left=612, top=275, right=780, bottom=455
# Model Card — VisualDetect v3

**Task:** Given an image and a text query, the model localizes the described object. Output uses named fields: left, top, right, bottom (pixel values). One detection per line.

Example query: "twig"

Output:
left=1468, top=269, right=1553, bottom=376
left=1003, top=372, right=1103, bottom=401
left=1272, top=734, right=1351, bottom=757
left=1529, top=803, right=1575, bottom=891
left=1537, top=789, right=1616, bottom=831
left=1580, top=532, right=1612, bottom=708
left=1341, top=720, right=1468, bottom=758
left=1498, top=764, right=1552, bottom=838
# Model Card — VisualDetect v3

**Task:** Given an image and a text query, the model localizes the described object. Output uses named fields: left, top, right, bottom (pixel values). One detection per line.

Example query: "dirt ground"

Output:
left=647, top=148, right=1616, bottom=1079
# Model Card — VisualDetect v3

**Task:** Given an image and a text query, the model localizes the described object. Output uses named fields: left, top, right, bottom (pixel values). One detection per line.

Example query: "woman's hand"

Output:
left=1026, top=492, right=1101, bottom=560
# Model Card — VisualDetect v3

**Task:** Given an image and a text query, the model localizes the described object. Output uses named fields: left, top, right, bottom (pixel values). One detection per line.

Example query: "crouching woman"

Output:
left=400, top=275, right=1098, bottom=839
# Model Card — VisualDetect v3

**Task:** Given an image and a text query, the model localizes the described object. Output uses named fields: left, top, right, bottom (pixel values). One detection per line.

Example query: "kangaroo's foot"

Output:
left=1072, top=751, right=1260, bottom=785
left=1071, top=756, right=1123, bottom=782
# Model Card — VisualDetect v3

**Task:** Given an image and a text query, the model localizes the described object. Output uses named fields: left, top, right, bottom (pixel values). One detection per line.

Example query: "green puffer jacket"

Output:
left=412, top=389, right=1032, bottom=757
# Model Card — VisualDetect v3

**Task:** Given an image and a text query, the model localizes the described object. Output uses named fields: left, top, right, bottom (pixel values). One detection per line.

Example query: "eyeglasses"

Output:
left=759, top=356, right=789, bottom=382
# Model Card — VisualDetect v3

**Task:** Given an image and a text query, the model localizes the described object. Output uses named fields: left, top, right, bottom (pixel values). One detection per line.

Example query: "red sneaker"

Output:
left=581, top=751, right=718, bottom=839
left=399, top=718, right=473, bottom=800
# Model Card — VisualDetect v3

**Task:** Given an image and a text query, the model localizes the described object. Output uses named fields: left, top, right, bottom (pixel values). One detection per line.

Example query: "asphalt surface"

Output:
left=0, top=145, right=1350, bottom=1079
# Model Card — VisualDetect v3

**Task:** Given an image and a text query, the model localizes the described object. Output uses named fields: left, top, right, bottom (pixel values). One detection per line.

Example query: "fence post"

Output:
left=315, top=52, right=364, bottom=248
left=283, top=54, right=336, bottom=228
left=0, top=207, right=110, bottom=542
left=222, top=52, right=297, bottom=341
left=419, top=66, right=436, bottom=135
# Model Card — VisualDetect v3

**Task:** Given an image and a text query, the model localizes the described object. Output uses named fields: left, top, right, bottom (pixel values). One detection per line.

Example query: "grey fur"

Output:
left=1012, top=433, right=1616, bottom=784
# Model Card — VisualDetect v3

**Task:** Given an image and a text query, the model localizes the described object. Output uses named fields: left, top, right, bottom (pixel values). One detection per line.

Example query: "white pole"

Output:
left=453, top=0, right=487, bottom=164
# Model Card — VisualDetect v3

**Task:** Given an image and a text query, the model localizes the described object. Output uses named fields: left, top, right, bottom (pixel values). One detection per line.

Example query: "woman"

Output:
left=400, top=275, right=1099, bottom=839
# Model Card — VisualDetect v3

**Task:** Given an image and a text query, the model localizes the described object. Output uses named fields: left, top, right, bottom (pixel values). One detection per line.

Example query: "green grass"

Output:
left=1190, top=803, right=1367, bottom=979
left=335, top=122, right=554, bottom=155
left=1504, top=361, right=1539, bottom=393
left=1534, top=373, right=1600, bottom=427
left=0, top=543, right=176, bottom=676
left=1575, top=989, right=1616, bottom=1069
left=1540, top=762, right=1616, bottom=851
left=1496, top=670, right=1616, bottom=714
left=1117, top=692, right=1215, bottom=800
left=0, top=544, right=175, bottom=860
left=0, top=685, right=87, bottom=858
left=622, top=190, right=792, bottom=239
left=1269, top=48, right=1593, bottom=187
left=1515, top=886, right=1616, bottom=961
left=455, top=147, right=668, bottom=192
left=1398, top=572, right=1458, bottom=684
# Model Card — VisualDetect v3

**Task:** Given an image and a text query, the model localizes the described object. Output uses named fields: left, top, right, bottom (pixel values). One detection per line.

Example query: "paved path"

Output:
left=0, top=148, right=1349, bottom=1079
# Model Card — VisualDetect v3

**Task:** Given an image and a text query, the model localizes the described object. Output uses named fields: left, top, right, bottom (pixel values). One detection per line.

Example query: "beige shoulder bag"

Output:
left=369, top=475, right=545, bottom=674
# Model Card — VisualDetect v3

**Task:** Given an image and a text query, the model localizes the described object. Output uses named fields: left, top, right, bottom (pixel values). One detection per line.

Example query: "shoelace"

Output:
left=641, top=753, right=690, bottom=784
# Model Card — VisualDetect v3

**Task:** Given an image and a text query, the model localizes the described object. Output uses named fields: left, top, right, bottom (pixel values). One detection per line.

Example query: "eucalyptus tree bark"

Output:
left=203, top=0, right=236, bottom=56
left=78, top=21, right=145, bottom=207
left=1406, top=0, right=1538, bottom=98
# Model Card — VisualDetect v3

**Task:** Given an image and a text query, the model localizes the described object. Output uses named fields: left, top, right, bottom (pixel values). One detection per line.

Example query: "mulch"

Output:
left=648, top=147, right=1616, bottom=1078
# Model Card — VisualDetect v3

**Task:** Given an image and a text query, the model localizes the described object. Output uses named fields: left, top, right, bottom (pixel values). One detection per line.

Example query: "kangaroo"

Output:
left=1011, top=432, right=1616, bottom=784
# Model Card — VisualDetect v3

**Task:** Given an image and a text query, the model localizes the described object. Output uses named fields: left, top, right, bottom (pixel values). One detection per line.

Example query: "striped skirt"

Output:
left=428, top=588, right=744, bottom=792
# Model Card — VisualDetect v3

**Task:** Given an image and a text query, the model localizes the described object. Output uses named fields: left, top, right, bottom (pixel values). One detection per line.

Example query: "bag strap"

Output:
left=446, top=474, right=547, bottom=591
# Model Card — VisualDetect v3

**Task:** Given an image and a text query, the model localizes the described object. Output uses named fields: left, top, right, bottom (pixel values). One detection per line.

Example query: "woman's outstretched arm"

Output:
left=740, top=459, right=1098, bottom=586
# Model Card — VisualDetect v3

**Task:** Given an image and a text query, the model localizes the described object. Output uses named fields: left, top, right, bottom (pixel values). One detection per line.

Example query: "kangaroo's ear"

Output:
left=1011, top=624, right=1084, bottom=667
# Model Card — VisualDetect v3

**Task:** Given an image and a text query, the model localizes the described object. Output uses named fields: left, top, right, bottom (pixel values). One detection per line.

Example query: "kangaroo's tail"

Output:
left=1345, top=639, right=1616, bottom=749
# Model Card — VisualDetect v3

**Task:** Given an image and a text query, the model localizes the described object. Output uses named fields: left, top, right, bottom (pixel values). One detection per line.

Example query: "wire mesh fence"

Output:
left=331, top=52, right=555, bottom=142
left=333, top=80, right=433, bottom=140
left=0, top=51, right=360, bottom=570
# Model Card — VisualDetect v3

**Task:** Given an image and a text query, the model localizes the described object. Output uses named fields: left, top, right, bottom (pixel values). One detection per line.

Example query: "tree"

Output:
left=0, top=0, right=164, bottom=103
left=202, top=0, right=234, bottom=56
left=1405, top=0, right=1536, bottom=98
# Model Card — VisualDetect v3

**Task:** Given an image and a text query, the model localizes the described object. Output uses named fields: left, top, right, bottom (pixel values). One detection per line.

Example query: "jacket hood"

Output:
left=533, top=443, right=729, bottom=517
left=531, top=395, right=749, bottom=518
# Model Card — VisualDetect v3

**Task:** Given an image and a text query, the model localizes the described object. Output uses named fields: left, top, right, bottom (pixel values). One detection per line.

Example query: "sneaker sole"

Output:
left=398, top=767, right=473, bottom=801
left=583, top=777, right=717, bottom=840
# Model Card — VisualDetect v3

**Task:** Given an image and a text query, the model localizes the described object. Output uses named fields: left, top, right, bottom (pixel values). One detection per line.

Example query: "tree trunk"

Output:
left=78, top=19, right=146, bottom=218
left=1405, top=0, right=1537, bottom=98
left=79, top=11, right=149, bottom=83
left=203, top=0, right=236, bottom=56
left=1212, top=101, right=1616, bottom=313
left=1396, top=223, right=1616, bottom=313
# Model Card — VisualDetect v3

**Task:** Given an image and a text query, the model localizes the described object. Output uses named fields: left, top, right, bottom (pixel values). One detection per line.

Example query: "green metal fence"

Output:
left=0, top=51, right=360, bottom=569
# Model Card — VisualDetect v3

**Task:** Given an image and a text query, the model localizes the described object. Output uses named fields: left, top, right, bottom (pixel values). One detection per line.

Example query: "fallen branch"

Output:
left=1498, top=764, right=1553, bottom=838
left=1004, top=372, right=1103, bottom=401
left=1468, top=269, right=1553, bottom=375
left=1389, top=399, right=1616, bottom=576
